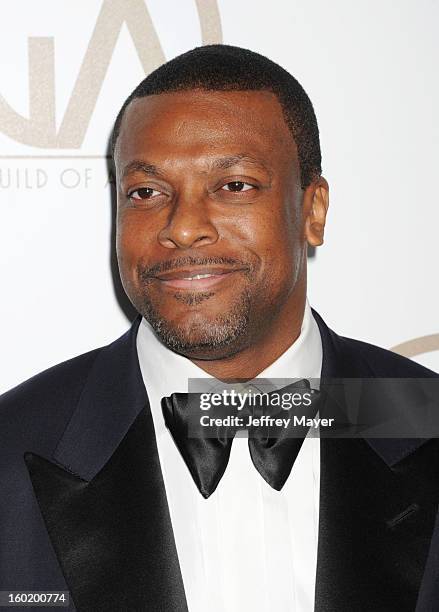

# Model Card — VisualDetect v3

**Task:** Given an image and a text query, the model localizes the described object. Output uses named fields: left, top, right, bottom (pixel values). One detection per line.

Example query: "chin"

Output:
left=156, top=315, right=248, bottom=357
left=137, top=291, right=253, bottom=358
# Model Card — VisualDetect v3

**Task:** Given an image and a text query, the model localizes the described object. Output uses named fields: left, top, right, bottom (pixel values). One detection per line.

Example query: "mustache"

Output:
left=138, top=255, right=253, bottom=279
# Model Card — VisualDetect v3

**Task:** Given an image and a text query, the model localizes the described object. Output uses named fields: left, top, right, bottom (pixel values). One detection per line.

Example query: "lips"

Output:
left=154, top=267, right=244, bottom=290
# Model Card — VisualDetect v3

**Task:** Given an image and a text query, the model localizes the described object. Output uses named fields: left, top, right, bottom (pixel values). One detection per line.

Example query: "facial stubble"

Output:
left=137, top=284, right=253, bottom=357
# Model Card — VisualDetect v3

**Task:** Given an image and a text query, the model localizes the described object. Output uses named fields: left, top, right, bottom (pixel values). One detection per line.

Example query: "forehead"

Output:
left=115, top=89, right=298, bottom=172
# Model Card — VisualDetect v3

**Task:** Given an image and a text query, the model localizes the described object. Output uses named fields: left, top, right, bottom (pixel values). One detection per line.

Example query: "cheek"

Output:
left=240, top=203, right=303, bottom=277
left=116, top=212, right=156, bottom=285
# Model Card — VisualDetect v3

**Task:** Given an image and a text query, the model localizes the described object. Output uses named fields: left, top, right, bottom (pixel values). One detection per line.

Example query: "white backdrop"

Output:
left=1, top=0, right=438, bottom=394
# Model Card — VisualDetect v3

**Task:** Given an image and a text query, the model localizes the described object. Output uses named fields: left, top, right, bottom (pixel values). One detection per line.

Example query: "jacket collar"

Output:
left=52, top=315, right=146, bottom=481
left=312, top=309, right=430, bottom=466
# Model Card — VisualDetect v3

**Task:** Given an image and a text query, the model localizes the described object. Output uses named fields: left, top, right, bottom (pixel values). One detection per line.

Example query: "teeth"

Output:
left=182, top=273, right=214, bottom=280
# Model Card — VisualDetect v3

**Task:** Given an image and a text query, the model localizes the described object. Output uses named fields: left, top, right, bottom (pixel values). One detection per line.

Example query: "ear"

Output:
left=304, top=177, right=329, bottom=247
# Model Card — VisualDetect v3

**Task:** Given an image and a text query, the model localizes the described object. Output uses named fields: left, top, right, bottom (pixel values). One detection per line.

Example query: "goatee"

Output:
left=139, top=288, right=252, bottom=356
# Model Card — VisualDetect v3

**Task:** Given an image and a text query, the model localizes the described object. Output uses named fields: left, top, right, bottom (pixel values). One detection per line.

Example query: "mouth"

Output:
left=153, top=267, right=246, bottom=290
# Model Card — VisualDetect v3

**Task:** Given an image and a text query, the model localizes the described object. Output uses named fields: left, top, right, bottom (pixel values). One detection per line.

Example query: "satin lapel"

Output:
left=24, top=317, right=188, bottom=612
left=311, top=310, right=439, bottom=612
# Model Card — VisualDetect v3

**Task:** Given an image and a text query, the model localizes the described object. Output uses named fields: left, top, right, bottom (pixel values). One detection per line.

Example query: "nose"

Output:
left=158, top=192, right=219, bottom=250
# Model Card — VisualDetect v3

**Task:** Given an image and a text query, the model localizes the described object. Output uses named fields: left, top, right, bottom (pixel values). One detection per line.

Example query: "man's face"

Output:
left=115, top=89, right=315, bottom=359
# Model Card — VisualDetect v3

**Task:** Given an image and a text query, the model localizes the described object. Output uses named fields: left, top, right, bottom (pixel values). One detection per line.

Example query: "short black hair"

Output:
left=111, top=44, right=321, bottom=188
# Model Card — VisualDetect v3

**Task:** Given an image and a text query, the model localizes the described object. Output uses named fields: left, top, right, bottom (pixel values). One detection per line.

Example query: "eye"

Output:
left=221, top=181, right=255, bottom=192
left=128, top=187, right=161, bottom=201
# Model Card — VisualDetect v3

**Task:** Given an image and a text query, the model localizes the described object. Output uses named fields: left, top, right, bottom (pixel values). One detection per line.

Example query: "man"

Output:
left=0, top=44, right=438, bottom=612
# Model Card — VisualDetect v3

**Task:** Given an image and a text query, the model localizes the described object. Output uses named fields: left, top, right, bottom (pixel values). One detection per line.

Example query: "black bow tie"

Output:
left=161, top=379, right=320, bottom=498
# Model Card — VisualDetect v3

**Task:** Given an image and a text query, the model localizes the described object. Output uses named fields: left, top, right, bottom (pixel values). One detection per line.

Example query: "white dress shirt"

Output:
left=136, top=299, right=323, bottom=612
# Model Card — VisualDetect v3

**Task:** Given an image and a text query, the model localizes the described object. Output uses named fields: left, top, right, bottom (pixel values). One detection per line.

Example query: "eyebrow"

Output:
left=121, top=160, right=163, bottom=180
left=209, top=154, right=272, bottom=175
left=121, top=153, right=272, bottom=181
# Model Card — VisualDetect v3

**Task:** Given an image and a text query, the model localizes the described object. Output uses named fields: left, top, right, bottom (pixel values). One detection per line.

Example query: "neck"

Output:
left=190, top=290, right=306, bottom=381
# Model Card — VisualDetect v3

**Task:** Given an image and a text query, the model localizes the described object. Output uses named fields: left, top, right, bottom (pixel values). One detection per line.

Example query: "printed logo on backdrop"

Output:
left=0, top=0, right=222, bottom=151
left=392, top=335, right=439, bottom=363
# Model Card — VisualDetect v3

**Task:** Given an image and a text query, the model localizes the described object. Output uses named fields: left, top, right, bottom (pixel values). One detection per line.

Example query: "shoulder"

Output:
left=0, top=317, right=139, bottom=469
left=339, top=333, right=437, bottom=377
left=312, top=308, right=437, bottom=378
left=0, top=347, right=103, bottom=452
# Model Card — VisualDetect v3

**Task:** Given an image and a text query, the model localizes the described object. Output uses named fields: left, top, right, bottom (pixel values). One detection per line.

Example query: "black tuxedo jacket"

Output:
left=1, top=310, right=439, bottom=612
